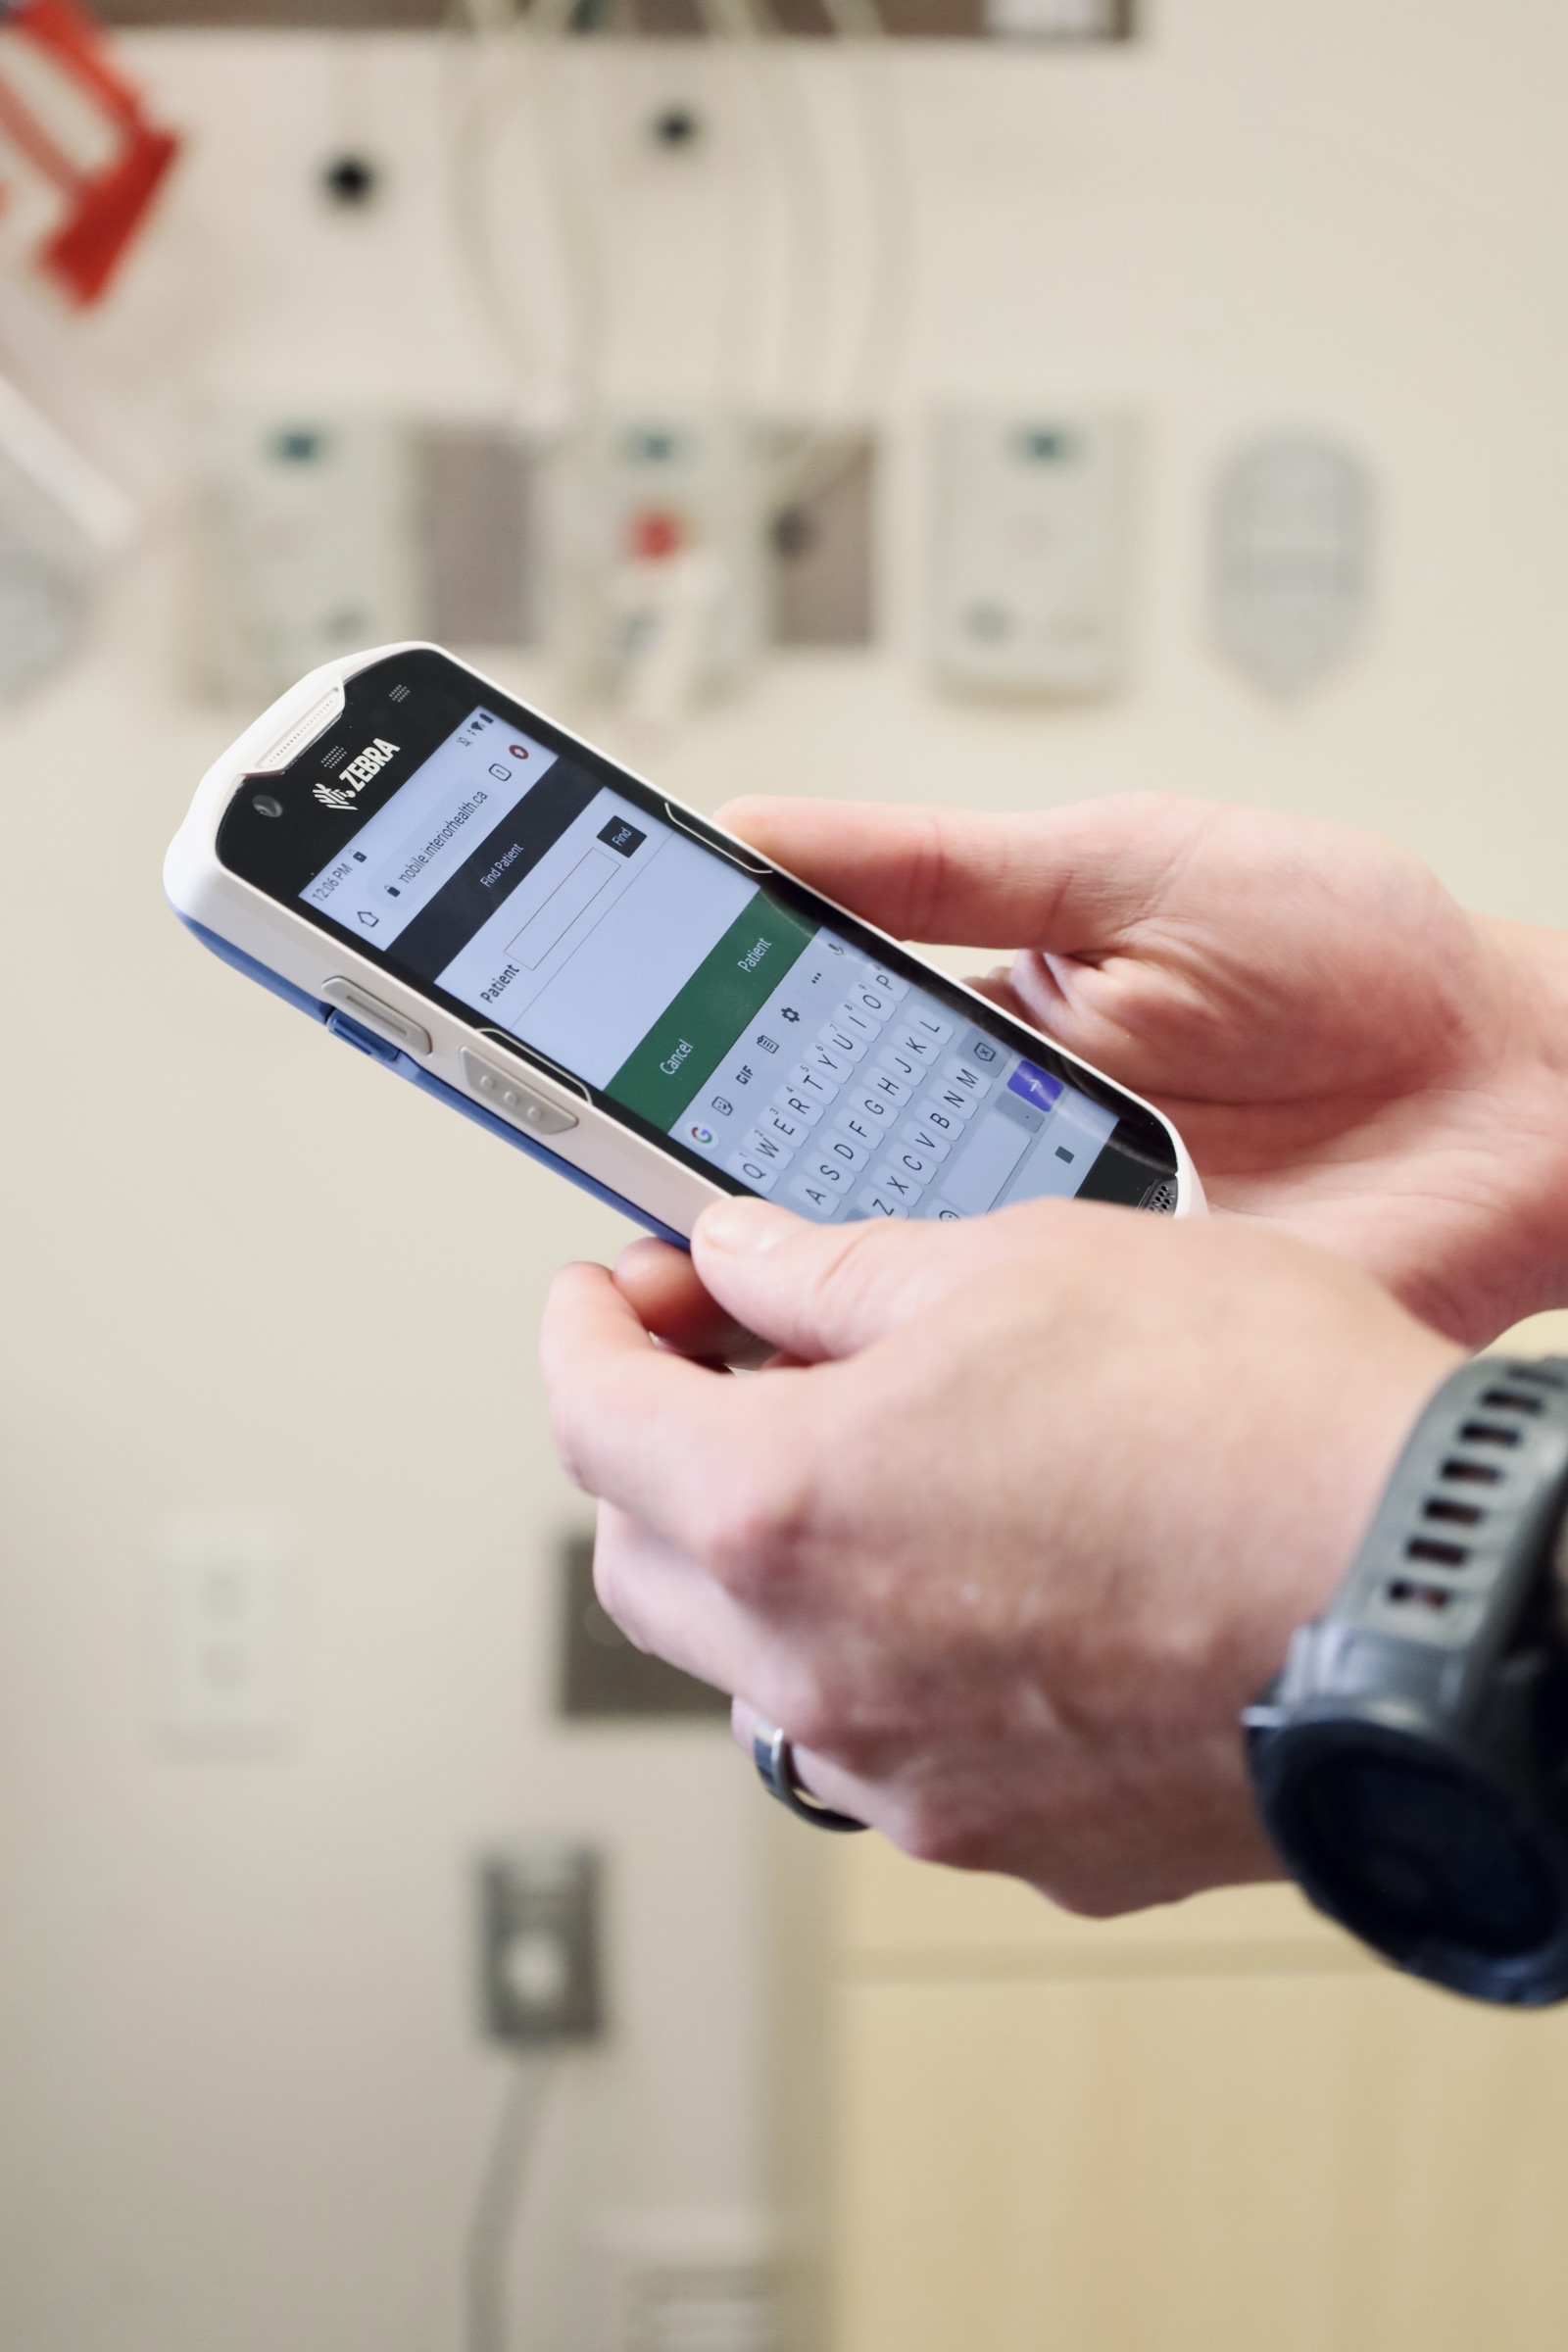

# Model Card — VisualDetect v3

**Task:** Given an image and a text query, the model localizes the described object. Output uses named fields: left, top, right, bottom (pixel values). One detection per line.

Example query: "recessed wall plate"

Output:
left=767, top=431, right=876, bottom=649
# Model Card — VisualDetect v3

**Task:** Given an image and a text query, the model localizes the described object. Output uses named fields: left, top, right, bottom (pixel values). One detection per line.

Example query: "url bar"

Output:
left=300, top=710, right=559, bottom=953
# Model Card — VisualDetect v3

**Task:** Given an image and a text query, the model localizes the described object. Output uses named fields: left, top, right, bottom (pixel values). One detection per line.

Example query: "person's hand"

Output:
left=542, top=1201, right=1457, bottom=1915
left=710, top=793, right=1568, bottom=1348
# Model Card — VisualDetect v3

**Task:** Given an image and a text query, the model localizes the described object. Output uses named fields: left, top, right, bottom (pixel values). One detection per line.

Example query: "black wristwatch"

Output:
left=1245, top=1356, right=1568, bottom=2006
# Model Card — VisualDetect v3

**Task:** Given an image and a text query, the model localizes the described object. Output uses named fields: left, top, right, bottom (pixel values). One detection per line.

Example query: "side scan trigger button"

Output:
left=461, top=1047, right=578, bottom=1138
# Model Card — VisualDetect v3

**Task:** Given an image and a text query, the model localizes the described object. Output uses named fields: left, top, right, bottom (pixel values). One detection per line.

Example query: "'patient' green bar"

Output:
left=608, top=894, right=814, bottom=1131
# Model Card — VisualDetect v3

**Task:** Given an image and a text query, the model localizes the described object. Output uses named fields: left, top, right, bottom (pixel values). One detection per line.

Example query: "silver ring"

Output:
left=753, top=1720, right=867, bottom=1834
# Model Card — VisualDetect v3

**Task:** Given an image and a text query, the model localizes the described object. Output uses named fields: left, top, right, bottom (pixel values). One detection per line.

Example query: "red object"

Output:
left=0, top=0, right=179, bottom=306
left=627, top=507, right=685, bottom=563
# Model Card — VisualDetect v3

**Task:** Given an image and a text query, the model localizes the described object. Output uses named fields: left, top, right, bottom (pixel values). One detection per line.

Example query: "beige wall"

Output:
left=0, top=6, right=1566, bottom=2347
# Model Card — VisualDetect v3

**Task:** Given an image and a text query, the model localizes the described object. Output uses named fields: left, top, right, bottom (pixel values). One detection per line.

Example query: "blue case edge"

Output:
left=176, top=912, right=689, bottom=1250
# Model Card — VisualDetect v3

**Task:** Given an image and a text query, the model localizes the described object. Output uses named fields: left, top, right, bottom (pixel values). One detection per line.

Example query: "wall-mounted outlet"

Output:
left=593, top=2210, right=781, bottom=2352
left=478, top=1844, right=605, bottom=2049
left=150, top=1513, right=290, bottom=1753
left=930, top=409, right=1134, bottom=698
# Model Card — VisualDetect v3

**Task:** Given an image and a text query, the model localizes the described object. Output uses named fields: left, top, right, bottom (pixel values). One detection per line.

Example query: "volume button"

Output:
left=321, top=977, right=431, bottom=1055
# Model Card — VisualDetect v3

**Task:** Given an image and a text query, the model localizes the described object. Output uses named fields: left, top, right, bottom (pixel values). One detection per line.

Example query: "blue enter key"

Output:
left=1006, top=1059, right=1064, bottom=1116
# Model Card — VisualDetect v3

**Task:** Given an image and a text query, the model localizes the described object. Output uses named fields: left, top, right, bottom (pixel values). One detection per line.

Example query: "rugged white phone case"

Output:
left=164, top=642, right=1203, bottom=1241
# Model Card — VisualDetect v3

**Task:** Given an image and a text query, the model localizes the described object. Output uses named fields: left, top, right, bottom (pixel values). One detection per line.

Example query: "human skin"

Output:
left=709, top=793, right=1568, bottom=1349
left=542, top=1201, right=1457, bottom=1913
left=538, top=792, right=1566, bottom=1906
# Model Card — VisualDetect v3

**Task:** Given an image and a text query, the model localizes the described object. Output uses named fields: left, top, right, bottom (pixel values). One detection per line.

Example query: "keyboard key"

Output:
left=926, top=1078, right=980, bottom=1122
left=802, top=1152, right=858, bottom=1191
left=906, top=1006, right=955, bottom=1048
left=835, top=1003, right=878, bottom=1044
left=846, top=981, right=900, bottom=1021
left=814, top=1129, right=870, bottom=1174
left=863, top=1067, right=911, bottom=1109
left=727, top=1149, right=780, bottom=1193
left=878, top=1043, right=927, bottom=1087
left=883, top=1143, right=939, bottom=1185
left=773, top=1082, right=825, bottom=1126
left=936, top=1109, right=1029, bottom=1214
left=808, top=1042, right=856, bottom=1084
left=761, top=1105, right=809, bottom=1147
left=942, top=1054, right=994, bottom=1100
left=737, top=1125, right=795, bottom=1170
left=854, top=1183, right=908, bottom=1218
left=834, top=1102, right=889, bottom=1151
left=866, top=1160, right=923, bottom=1203
left=844, top=1090, right=899, bottom=1138
left=1005, top=1058, right=1064, bottom=1116
left=904, top=1119, right=952, bottom=1162
left=789, top=1171, right=843, bottom=1216
left=787, top=1060, right=840, bottom=1107
left=818, top=1020, right=867, bottom=1062
left=861, top=968, right=909, bottom=1004
left=913, top=1097, right=964, bottom=1142
left=891, top=1027, right=942, bottom=1067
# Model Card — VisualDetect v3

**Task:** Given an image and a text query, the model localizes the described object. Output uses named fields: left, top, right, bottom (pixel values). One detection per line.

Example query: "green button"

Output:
left=608, top=892, right=815, bottom=1131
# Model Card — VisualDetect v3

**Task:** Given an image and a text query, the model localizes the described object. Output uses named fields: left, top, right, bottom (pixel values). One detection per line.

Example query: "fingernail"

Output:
left=698, top=1198, right=798, bottom=1256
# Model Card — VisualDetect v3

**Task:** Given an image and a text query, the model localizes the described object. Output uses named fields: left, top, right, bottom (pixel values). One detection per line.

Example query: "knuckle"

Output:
left=774, top=1675, right=841, bottom=1759
left=898, top=1799, right=986, bottom=1873
left=589, top=1531, right=635, bottom=1635
left=547, top=1399, right=596, bottom=1496
left=692, top=1461, right=813, bottom=1596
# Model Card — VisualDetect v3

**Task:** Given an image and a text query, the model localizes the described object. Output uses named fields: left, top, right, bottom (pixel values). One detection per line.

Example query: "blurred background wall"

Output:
left=0, top=6, right=1567, bottom=2351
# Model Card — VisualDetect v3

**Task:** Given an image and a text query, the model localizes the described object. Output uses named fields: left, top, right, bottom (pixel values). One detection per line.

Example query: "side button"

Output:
left=461, top=1047, right=579, bottom=1138
left=321, top=977, right=432, bottom=1056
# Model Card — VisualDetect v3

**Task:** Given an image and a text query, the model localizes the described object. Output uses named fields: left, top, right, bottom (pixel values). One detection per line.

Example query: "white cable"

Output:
left=466, top=2057, right=561, bottom=2352
left=443, top=3, right=547, bottom=403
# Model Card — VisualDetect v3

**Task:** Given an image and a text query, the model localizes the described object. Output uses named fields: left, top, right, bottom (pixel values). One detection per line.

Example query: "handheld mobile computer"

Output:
left=165, top=644, right=1203, bottom=1243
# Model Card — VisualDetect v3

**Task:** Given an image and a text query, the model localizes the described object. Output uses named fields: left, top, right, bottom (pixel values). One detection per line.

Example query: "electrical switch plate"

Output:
left=478, top=1844, right=604, bottom=2048
left=150, top=1513, right=290, bottom=1751
left=1212, top=434, right=1372, bottom=693
left=558, top=1533, right=728, bottom=1721
left=929, top=410, right=1133, bottom=698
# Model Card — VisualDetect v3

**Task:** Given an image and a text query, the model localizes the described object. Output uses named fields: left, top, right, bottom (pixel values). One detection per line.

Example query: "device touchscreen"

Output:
left=256, top=676, right=1174, bottom=1224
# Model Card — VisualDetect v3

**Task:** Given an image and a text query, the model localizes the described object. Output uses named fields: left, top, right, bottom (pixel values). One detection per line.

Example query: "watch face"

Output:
left=1250, top=1355, right=1568, bottom=2007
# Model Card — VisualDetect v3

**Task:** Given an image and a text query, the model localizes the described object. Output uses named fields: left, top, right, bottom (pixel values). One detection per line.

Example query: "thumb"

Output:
left=689, top=1195, right=1081, bottom=1363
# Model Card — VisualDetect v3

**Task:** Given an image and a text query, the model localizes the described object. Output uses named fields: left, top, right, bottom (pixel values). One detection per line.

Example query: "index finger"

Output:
left=540, top=1261, right=810, bottom=1555
left=713, top=793, right=1215, bottom=950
